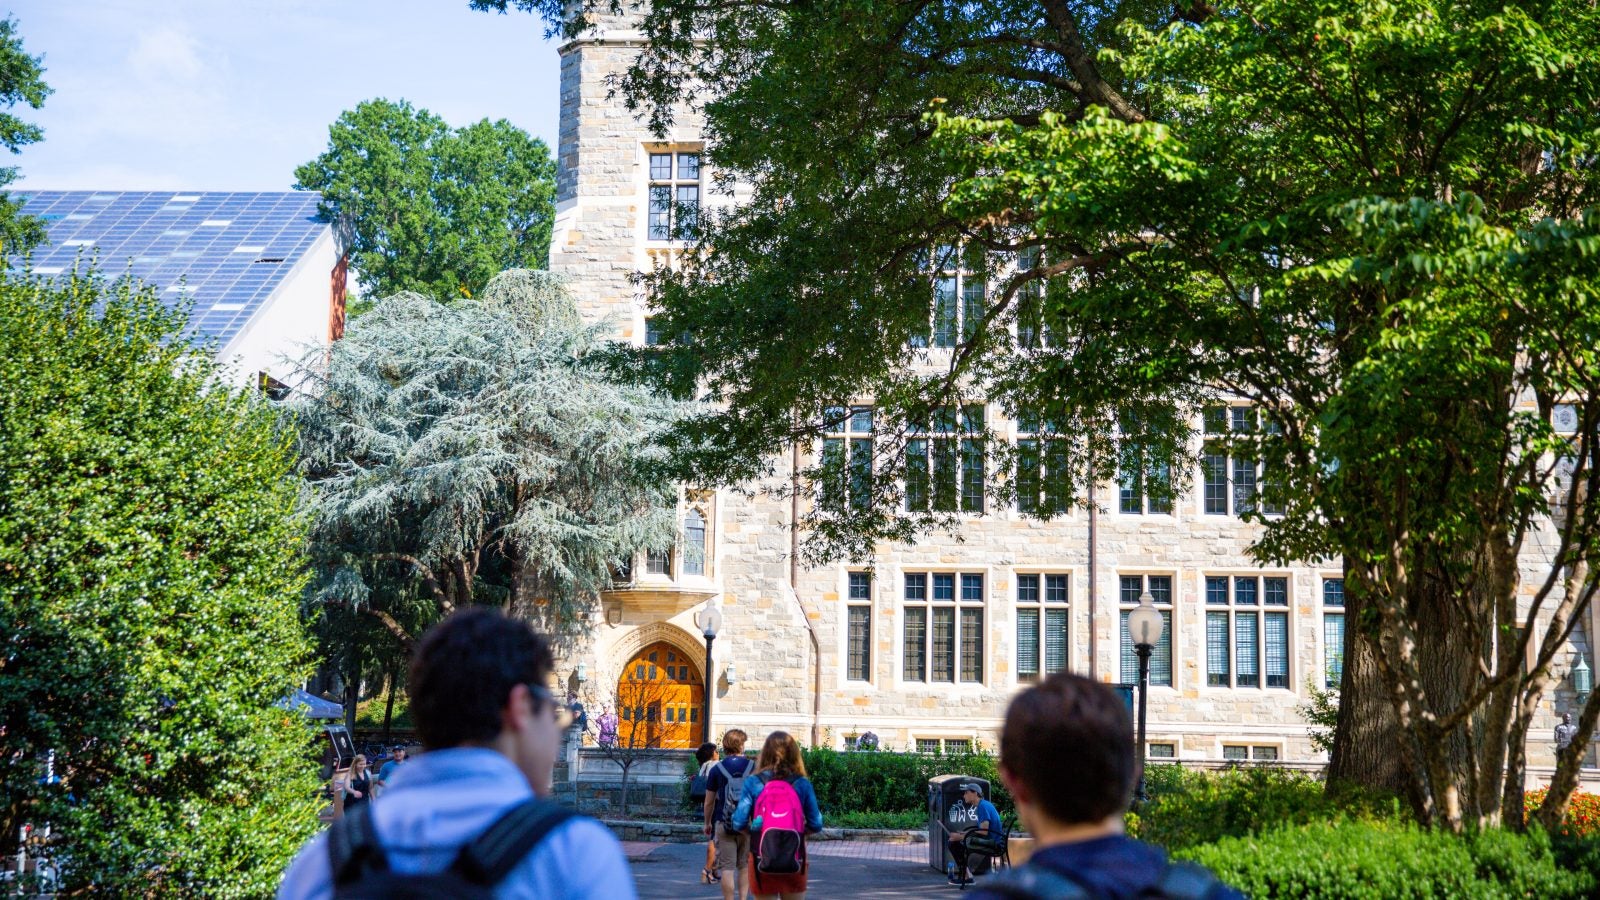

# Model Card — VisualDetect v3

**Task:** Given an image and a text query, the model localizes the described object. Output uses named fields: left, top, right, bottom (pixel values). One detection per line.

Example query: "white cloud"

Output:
left=128, top=27, right=205, bottom=82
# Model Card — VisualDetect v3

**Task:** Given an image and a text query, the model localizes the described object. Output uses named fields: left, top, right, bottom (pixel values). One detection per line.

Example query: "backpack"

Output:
left=716, top=757, right=751, bottom=828
left=750, top=773, right=806, bottom=875
left=979, top=859, right=1224, bottom=900
left=327, top=798, right=575, bottom=899
left=690, top=768, right=709, bottom=804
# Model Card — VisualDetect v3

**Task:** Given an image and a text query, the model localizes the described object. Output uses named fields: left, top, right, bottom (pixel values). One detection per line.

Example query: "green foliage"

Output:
left=1183, top=821, right=1594, bottom=899
left=829, top=810, right=927, bottom=831
left=294, top=98, right=557, bottom=300
left=507, top=0, right=1600, bottom=827
left=291, top=270, right=686, bottom=646
left=801, top=747, right=1011, bottom=816
left=0, top=271, right=319, bottom=895
left=1300, top=679, right=1339, bottom=756
left=0, top=15, right=51, bottom=256
left=1129, top=766, right=1394, bottom=851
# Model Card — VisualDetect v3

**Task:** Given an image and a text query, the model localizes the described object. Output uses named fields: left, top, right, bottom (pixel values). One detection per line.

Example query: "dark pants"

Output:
left=948, top=835, right=992, bottom=878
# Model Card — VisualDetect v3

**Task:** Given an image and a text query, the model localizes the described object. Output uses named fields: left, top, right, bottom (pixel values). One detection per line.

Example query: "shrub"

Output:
left=1129, top=765, right=1394, bottom=850
left=1524, top=789, right=1600, bottom=839
left=1183, top=821, right=1594, bottom=899
left=830, top=810, right=928, bottom=830
left=802, top=747, right=1012, bottom=817
left=0, top=271, right=319, bottom=895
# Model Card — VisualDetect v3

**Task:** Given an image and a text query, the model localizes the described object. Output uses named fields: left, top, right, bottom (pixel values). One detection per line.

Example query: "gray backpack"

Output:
left=715, top=757, right=751, bottom=827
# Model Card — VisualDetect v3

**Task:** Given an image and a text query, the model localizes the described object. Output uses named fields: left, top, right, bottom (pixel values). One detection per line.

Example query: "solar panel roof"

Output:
left=14, top=191, right=330, bottom=352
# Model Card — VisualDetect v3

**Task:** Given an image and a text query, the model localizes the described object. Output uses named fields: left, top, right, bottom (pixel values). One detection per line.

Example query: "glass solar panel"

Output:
left=14, top=191, right=330, bottom=352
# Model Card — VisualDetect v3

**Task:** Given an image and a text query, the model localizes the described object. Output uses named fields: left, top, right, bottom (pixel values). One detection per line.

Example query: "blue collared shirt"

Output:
left=277, top=747, right=636, bottom=900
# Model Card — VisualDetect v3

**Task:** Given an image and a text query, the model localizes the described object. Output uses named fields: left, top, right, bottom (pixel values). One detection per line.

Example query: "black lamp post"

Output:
left=694, top=604, right=723, bottom=745
left=1127, top=590, right=1165, bottom=801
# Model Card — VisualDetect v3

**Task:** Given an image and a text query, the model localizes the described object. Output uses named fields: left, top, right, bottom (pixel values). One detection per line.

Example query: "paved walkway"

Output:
left=630, top=840, right=968, bottom=899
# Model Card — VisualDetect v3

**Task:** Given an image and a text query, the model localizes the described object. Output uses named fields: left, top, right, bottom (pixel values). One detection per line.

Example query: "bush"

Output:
left=1130, top=765, right=1395, bottom=850
left=0, top=272, right=319, bottom=896
left=1524, top=789, right=1600, bottom=839
left=830, top=810, right=928, bottom=830
left=1183, top=821, right=1594, bottom=899
left=803, top=747, right=1012, bottom=817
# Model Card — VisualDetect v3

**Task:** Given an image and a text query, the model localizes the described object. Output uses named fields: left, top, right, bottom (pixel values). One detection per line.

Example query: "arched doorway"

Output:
left=617, top=641, right=703, bottom=750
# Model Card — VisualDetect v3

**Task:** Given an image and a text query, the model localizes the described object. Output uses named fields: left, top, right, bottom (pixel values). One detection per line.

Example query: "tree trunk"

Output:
left=1329, top=565, right=1410, bottom=796
left=619, top=763, right=632, bottom=817
left=381, top=662, right=398, bottom=746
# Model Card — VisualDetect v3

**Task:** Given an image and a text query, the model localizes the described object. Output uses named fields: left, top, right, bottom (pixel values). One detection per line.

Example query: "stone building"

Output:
left=547, top=9, right=1594, bottom=773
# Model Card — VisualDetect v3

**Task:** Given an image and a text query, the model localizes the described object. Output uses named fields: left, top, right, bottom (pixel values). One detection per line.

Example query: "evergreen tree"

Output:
left=292, top=270, right=685, bottom=649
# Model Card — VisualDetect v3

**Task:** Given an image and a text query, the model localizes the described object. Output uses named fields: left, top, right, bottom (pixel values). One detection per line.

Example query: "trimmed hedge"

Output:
left=803, top=747, right=1012, bottom=816
left=1130, top=765, right=1395, bottom=850
left=1183, top=821, right=1594, bottom=899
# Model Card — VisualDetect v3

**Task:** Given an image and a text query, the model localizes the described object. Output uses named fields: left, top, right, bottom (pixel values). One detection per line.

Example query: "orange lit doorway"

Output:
left=617, top=642, right=703, bottom=750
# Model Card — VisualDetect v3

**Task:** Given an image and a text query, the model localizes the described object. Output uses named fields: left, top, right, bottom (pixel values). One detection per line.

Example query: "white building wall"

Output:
left=215, top=227, right=341, bottom=389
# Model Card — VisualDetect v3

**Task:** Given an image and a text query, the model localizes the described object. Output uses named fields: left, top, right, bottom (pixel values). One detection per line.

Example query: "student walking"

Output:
left=340, top=754, right=372, bottom=812
left=704, top=729, right=754, bottom=900
left=693, top=741, right=720, bottom=884
left=277, top=608, right=636, bottom=899
left=730, top=731, right=823, bottom=900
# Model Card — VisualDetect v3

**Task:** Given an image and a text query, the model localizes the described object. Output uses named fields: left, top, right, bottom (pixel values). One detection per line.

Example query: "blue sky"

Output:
left=10, top=1, right=561, bottom=192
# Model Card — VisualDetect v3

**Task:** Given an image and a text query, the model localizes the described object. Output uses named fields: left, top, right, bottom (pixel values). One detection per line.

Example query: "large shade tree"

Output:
left=0, top=271, right=318, bottom=895
left=0, top=15, right=51, bottom=257
left=478, top=0, right=1600, bottom=831
left=291, top=269, right=686, bottom=651
left=294, top=98, right=557, bottom=302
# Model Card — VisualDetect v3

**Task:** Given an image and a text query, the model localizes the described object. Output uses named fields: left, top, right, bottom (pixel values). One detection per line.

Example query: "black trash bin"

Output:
left=928, top=774, right=991, bottom=873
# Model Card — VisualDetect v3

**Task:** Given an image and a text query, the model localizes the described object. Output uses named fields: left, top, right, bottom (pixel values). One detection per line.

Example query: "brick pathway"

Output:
left=631, top=840, right=957, bottom=899
left=806, top=841, right=925, bottom=863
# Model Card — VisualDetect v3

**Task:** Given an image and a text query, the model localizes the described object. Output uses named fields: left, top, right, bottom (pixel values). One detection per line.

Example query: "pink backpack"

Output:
left=751, top=775, right=806, bottom=874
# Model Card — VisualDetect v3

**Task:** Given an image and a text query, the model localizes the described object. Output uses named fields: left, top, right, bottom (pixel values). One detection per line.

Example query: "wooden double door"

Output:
left=617, top=641, right=704, bottom=750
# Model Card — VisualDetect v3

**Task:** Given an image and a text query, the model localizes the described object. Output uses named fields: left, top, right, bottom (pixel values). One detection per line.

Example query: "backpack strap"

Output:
left=1155, top=861, right=1222, bottom=900
left=978, top=864, right=1098, bottom=900
left=328, top=804, right=388, bottom=886
left=451, top=798, right=577, bottom=886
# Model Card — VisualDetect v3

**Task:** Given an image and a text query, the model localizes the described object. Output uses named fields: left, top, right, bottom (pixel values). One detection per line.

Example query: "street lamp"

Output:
left=1575, top=654, right=1593, bottom=708
left=1127, top=590, right=1165, bottom=801
left=694, top=604, right=723, bottom=745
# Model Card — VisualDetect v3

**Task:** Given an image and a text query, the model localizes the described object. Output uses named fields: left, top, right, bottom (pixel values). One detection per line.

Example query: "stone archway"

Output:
left=617, top=641, right=703, bottom=750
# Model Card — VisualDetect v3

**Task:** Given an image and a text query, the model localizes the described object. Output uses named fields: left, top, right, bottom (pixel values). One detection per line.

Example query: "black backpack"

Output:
left=328, top=798, right=576, bottom=899
left=979, top=859, right=1224, bottom=900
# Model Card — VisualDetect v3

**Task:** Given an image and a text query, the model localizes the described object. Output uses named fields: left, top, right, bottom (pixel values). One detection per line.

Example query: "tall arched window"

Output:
left=683, top=508, right=707, bottom=576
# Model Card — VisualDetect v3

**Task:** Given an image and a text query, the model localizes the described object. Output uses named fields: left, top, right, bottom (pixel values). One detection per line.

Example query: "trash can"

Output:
left=928, top=774, right=991, bottom=872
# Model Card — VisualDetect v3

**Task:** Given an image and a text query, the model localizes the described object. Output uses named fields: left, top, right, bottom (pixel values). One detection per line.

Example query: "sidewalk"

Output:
left=629, top=840, right=965, bottom=899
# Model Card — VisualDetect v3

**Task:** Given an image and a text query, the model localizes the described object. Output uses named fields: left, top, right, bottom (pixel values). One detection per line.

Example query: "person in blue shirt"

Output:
left=277, top=609, right=635, bottom=900
left=730, top=731, right=824, bottom=899
left=968, top=674, right=1243, bottom=900
left=943, top=782, right=1004, bottom=884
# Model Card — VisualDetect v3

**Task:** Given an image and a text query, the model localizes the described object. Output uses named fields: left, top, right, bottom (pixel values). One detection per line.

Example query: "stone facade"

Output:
left=547, top=8, right=1596, bottom=773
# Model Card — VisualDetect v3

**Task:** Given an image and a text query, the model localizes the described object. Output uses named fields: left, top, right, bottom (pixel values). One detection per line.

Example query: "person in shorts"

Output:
left=704, top=728, right=753, bottom=900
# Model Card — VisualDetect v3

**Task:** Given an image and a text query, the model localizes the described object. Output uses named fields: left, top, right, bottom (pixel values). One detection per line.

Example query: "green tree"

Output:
left=290, top=269, right=685, bottom=650
left=0, top=15, right=51, bottom=257
left=482, top=0, right=1600, bottom=831
left=0, top=271, right=318, bottom=895
left=293, top=98, right=556, bottom=301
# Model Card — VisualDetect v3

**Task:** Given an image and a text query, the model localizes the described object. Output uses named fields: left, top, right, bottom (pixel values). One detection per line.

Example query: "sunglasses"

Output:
left=528, top=684, right=575, bottom=729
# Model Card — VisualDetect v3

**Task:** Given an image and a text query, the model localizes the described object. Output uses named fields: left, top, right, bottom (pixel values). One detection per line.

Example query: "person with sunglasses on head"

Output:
left=278, top=608, right=635, bottom=899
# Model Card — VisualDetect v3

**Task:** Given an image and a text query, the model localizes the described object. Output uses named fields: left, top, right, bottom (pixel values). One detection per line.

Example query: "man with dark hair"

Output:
left=278, top=609, right=635, bottom=899
left=971, top=674, right=1242, bottom=900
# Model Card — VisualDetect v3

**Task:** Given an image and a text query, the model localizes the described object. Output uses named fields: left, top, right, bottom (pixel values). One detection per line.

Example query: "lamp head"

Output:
left=695, top=604, right=723, bottom=639
left=1128, top=591, right=1165, bottom=648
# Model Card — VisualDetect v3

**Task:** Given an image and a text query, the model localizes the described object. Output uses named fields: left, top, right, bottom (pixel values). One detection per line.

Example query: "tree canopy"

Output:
left=0, top=15, right=51, bottom=258
left=0, top=271, right=318, bottom=895
left=290, top=269, right=686, bottom=651
left=487, top=0, right=1600, bottom=832
left=293, top=98, right=557, bottom=301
